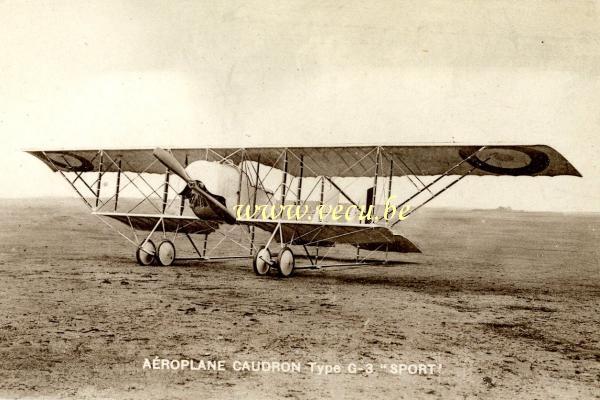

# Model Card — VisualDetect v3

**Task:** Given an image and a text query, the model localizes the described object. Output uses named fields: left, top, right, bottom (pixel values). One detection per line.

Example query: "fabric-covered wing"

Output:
left=238, top=219, right=420, bottom=253
left=94, top=212, right=218, bottom=234
left=28, top=144, right=580, bottom=177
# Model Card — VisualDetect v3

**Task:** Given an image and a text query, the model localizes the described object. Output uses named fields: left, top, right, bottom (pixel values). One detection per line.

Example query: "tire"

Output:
left=253, top=246, right=271, bottom=276
left=277, top=247, right=295, bottom=278
left=136, top=239, right=156, bottom=266
left=157, top=240, right=176, bottom=266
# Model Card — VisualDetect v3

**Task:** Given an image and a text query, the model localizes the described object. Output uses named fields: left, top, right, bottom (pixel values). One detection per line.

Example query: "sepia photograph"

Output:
left=0, top=1, right=598, bottom=399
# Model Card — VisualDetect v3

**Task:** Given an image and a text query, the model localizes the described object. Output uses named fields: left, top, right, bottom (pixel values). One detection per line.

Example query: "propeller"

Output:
left=153, top=148, right=237, bottom=224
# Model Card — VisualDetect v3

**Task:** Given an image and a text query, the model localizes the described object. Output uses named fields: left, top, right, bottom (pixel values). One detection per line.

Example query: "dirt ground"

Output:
left=0, top=198, right=598, bottom=399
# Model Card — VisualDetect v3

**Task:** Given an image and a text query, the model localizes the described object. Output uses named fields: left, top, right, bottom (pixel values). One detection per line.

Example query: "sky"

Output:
left=0, top=0, right=599, bottom=211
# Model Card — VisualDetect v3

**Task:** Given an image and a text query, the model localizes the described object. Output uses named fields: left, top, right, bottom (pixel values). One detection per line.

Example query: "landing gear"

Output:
left=277, top=246, right=295, bottom=278
left=136, top=239, right=156, bottom=266
left=253, top=246, right=272, bottom=276
left=136, top=239, right=176, bottom=266
left=252, top=223, right=296, bottom=278
left=157, top=240, right=176, bottom=266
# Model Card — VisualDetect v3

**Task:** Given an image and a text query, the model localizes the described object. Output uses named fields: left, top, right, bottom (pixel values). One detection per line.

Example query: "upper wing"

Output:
left=238, top=218, right=420, bottom=253
left=28, top=144, right=580, bottom=178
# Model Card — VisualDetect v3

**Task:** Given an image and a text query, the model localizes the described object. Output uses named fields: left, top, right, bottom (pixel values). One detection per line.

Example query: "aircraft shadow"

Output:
left=289, top=263, right=530, bottom=297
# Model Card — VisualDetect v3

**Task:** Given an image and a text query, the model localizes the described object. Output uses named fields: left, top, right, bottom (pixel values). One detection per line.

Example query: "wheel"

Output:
left=157, top=240, right=176, bottom=266
left=277, top=247, right=295, bottom=278
left=136, top=239, right=156, bottom=266
left=253, top=246, right=271, bottom=276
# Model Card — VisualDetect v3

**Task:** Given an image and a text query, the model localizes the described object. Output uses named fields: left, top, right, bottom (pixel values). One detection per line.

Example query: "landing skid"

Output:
left=295, top=260, right=383, bottom=271
left=127, top=218, right=395, bottom=276
left=132, top=228, right=392, bottom=274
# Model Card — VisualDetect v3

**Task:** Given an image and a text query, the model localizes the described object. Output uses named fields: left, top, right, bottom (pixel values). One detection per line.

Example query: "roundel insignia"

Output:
left=458, top=146, right=550, bottom=176
left=44, top=152, right=95, bottom=172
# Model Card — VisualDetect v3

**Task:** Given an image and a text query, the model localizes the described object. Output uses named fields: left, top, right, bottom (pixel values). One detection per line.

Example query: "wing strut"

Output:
left=391, top=150, right=490, bottom=228
left=395, top=146, right=486, bottom=210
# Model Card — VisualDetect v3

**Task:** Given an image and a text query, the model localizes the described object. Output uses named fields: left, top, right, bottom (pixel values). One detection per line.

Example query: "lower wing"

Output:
left=237, top=218, right=420, bottom=253
left=93, top=212, right=218, bottom=235
left=94, top=213, right=419, bottom=253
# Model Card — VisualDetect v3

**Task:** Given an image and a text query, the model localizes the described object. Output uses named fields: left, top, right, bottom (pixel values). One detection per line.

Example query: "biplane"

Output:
left=28, top=145, right=580, bottom=277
